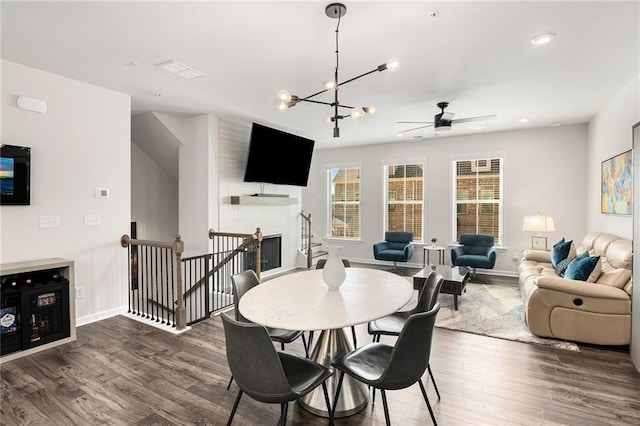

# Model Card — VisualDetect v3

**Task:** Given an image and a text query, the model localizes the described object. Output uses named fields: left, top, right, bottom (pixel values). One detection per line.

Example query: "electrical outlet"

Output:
left=84, top=214, right=101, bottom=226
left=76, top=287, right=85, bottom=299
left=512, top=254, right=519, bottom=262
left=40, top=215, right=60, bottom=228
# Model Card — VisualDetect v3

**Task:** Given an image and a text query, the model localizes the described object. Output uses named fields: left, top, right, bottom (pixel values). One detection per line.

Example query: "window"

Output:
left=327, top=166, right=360, bottom=238
left=384, top=163, right=424, bottom=241
left=453, top=157, right=503, bottom=245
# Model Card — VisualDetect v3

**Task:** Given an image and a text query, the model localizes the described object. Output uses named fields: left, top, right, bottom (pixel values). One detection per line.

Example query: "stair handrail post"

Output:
left=299, top=212, right=313, bottom=269
left=307, top=214, right=313, bottom=268
left=254, top=227, right=263, bottom=280
left=173, top=234, right=186, bottom=330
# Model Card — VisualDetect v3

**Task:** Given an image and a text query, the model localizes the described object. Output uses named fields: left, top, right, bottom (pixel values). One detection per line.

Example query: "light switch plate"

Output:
left=84, top=214, right=101, bottom=226
left=40, top=216, right=60, bottom=228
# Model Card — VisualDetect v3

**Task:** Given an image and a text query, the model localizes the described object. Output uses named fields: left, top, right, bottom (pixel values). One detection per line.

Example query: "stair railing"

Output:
left=300, top=211, right=312, bottom=268
left=120, top=234, right=186, bottom=330
left=122, top=228, right=265, bottom=331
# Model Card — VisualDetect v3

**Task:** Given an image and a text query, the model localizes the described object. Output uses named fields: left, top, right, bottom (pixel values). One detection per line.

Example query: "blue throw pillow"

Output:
left=565, top=255, right=601, bottom=281
left=551, top=238, right=573, bottom=268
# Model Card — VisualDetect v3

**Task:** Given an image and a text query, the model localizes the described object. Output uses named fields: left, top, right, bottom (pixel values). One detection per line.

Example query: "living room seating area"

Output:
left=518, top=232, right=632, bottom=345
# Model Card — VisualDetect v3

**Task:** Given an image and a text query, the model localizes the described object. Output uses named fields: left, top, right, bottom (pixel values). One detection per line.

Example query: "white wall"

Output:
left=587, top=75, right=639, bottom=239
left=178, top=115, right=219, bottom=258
left=131, top=142, right=178, bottom=241
left=302, top=124, right=589, bottom=275
left=218, top=120, right=303, bottom=273
left=1, top=60, right=131, bottom=325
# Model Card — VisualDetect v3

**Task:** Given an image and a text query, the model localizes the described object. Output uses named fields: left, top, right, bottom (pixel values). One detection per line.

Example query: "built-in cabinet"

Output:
left=0, top=258, right=76, bottom=364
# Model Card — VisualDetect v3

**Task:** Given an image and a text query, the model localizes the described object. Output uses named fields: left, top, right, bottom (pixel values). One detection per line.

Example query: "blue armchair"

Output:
left=373, top=231, right=414, bottom=271
left=451, top=234, right=496, bottom=277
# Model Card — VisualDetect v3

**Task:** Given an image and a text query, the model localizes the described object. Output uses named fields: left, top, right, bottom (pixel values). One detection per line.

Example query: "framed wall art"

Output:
left=601, top=149, right=632, bottom=215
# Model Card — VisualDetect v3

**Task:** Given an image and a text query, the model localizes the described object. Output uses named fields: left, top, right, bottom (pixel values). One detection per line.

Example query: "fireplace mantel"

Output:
left=230, top=196, right=298, bottom=205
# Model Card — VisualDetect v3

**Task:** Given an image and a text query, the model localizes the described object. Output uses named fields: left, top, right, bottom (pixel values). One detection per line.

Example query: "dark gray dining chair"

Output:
left=311, top=259, right=357, bottom=349
left=227, top=270, right=308, bottom=390
left=367, top=270, right=444, bottom=399
left=221, top=312, right=334, bottom=426
left=331, top=305, right=441, bottom=426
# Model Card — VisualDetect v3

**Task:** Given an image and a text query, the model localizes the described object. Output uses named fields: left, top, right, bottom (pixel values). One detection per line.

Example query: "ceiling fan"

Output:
left=397, top=102, right=497, bottom=136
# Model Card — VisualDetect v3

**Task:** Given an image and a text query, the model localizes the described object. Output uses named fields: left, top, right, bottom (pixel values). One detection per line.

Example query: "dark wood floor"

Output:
left=2, top=304, right=640, bottom=425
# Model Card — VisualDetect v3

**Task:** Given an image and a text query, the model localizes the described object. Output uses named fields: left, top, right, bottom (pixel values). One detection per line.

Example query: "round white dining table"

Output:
left=239, top=267, right=413, bottom=418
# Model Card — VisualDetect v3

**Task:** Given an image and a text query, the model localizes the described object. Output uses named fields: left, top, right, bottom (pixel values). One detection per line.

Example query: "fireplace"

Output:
left=245, top=234, right=281, bottom=273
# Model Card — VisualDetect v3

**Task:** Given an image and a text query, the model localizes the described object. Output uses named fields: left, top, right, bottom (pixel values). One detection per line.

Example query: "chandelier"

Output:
left=275, top=3, right=400, bottom=138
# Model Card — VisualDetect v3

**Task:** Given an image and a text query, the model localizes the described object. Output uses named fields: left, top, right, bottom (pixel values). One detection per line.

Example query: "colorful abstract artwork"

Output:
left=601, top=150, right=632, bottom=215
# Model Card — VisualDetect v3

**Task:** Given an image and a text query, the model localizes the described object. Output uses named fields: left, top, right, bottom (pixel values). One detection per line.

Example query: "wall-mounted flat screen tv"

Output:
left=1, top=144, right=31, bottom=206
left=243, top=123, right=315, bottom=187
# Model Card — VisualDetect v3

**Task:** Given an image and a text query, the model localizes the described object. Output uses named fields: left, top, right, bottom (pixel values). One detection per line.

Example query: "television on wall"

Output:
left=0, top=144, right=31, bottom=206
left=243, top=123, right=315, bottom=187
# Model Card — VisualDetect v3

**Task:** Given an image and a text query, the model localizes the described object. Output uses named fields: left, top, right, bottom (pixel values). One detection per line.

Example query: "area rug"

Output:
left=403, top=277, right=580, bottom=352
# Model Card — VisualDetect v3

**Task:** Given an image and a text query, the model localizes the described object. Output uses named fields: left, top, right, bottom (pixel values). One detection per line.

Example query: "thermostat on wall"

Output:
left=96, top=188, right=110, bottom=198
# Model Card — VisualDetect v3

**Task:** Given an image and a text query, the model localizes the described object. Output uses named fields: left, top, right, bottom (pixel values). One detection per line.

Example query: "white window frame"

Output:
left=382, top=160, right=425, bottom=243
left=450, top=153, right=505, bottom=246
left=325, top=163, right=362, bottom=240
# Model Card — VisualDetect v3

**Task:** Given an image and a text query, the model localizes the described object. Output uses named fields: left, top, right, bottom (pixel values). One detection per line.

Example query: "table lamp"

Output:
left=522, top=213, right=555, bottom=250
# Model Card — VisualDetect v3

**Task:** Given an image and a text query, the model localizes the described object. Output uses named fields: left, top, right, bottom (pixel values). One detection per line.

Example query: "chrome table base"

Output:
left=299, top=328, right=368, bottom=417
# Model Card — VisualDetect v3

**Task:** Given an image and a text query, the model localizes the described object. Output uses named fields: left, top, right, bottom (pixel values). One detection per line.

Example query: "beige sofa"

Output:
left=518, top=232, right=632, bottom=345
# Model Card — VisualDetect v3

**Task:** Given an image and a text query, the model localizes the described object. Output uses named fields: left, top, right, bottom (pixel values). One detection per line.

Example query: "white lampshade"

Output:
left=522, top=214, right=555, bottom=233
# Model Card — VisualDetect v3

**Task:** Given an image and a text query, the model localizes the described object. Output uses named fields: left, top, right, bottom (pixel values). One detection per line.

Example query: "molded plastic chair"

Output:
left=221, top=312, right=334, bottom=426
left=227, top=270, right=308, bottom=390
left=373, top=231, right=414, bottom=271
left=367, top=270, right=444, bottom=399
left=331, top=305, right=441, bottom=426
left=311, top=259, right=357, bottom=349
left=451, top=234, right=496, bottom=277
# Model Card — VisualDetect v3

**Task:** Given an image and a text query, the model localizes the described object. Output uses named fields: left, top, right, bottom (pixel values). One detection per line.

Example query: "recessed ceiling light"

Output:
left=531, top=33, right=556, bottom=45
left=520, top=118, right=529, bottom=123
left=156, top=60, right=205, bottom=80
left=428, top=11, right=440, bottom=18
left=126, top=61, right=140, bottom=68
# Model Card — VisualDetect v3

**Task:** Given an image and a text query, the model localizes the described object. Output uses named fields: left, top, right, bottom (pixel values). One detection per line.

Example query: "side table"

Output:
left=423, top=245, right=445, bottom=267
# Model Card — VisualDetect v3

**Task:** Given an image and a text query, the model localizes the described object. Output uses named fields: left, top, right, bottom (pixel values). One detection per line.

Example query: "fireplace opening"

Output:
left=245, top=234, right=281, bottom=273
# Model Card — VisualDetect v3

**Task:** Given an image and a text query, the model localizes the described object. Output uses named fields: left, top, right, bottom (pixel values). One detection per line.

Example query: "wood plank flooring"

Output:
left=2, top=310, right=639, bottom=425
left=2, top=267, right=640, bottom=425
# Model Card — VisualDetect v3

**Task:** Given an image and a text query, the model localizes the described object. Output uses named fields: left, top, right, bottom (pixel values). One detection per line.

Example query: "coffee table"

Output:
left=413, top=264, right=470, bottom=310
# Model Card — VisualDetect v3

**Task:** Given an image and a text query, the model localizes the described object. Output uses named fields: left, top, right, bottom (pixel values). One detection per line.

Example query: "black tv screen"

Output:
left=243, top=123, right=315, bottom=187
left=0, top=144, right=31, bottom=206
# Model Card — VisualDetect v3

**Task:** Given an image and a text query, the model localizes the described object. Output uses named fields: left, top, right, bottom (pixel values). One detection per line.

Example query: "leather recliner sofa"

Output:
left=518, top=232, right=632, bottom=345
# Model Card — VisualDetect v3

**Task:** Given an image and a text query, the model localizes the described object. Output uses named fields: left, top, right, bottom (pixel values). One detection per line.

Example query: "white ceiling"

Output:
left=2, top=1, right=639, bottom=149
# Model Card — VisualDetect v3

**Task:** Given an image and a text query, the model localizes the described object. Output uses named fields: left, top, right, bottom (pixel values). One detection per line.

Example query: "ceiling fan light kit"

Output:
left=275, top=3, right=400, bottom=138
left=397, top=101, right=497, bottom=136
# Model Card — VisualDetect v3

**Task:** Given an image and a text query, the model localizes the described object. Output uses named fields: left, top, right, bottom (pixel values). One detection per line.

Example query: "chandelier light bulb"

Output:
left=363, top=106, right=377, bottom=115
left=350, top=108, right=365, bottom=120
left=276, top=90, right=292, bottom=102
left=326, top=116, right=335, bottom=124
left=276, top=101, right=289, bottom=111
left=324, top=80, right=336, bottom=89
left=386, top=57, right=401, bottom=71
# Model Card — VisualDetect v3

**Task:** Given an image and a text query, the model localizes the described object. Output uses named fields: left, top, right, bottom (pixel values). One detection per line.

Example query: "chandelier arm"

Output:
left=297, top=98, right=355, bottom=109
left=336, top=68, right=380, bottom=88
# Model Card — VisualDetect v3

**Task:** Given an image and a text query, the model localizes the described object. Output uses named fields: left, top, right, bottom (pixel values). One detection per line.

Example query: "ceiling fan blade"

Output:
left=398, top=124, right=435, bottom=134
left=452, top=115, right=497, bottom=124
left=397, top=121, right=434, bottom=124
